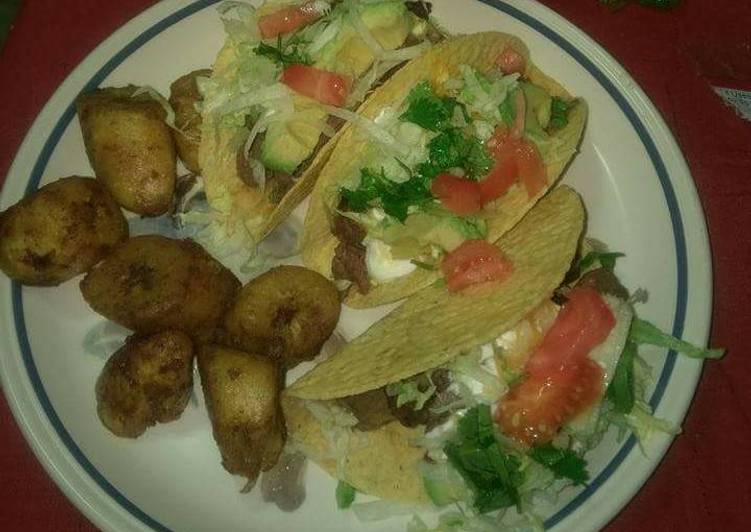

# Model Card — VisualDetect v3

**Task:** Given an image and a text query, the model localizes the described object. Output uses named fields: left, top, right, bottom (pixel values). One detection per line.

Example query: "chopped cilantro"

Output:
left=417, top=128, right=493, bottom=181
left=578, top=250, right=625, bottom=272
left=443, top=405, right=524, bottom=514
left=529, top=443, right=590, bottom=485
left=400, top=81, right=459, bottom=132
left=335, top=481, right=356, bottom=509
left=549, top=97, right=571, bottom=129
left=254, top=35, right=311, bottom=66
left=339, top=167, right=432, bottom=222
left=606, top=340, right=637, bottom=414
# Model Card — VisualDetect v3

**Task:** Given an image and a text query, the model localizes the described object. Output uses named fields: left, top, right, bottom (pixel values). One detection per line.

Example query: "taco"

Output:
left=197, top=1, right=442, bottom=252
left=283, top=186, right=723, bottom=522
left=301, top=31, right=587, bottom=307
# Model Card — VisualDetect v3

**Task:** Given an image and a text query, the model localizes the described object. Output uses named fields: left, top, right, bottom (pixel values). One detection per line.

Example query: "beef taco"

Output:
left=301, top=31, right=587, bottom=307
left=198, top=1, right=442, bottom=251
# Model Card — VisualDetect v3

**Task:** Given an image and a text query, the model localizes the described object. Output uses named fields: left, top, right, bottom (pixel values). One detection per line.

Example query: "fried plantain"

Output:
left=0, top=176, right=128, bottom=285
left=197, top=345, right=285, bottom=491
left=77, top=85, right=176, bottom=216
left=96, top=330, right=194, bottom=438
left=223, top=265, right=341, bottom=368
left=80, top=235, right=240, bottom=341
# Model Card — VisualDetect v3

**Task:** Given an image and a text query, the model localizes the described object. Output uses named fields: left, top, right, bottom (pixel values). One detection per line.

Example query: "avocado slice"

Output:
left=381, top=211, right=487, bottom=259
left=520, top=81, right=552, bottom=131
left=314, top=2, right=412, bottom=80
left=260, top=97, right=328, bottom=174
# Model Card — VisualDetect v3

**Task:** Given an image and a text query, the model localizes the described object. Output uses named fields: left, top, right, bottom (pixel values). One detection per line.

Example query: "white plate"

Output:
left=0, top=1, right=712, bottom=531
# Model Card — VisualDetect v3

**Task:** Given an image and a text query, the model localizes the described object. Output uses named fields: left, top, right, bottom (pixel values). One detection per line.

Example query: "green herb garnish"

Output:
left=578, top=250, right=625, bottom=272
left=443, top=405, right=524, bottom=513
left=335, top=481, right=356, bottom=509
left=549, top=97, right=571, bottom=129
left=529, top=443, right=590, bottom=485
left=339, top=167, right=432, bottom=222
left=417, top=128, right=493, bottom=181
left=254, top=35, right=312, bottom=66
left=400, top=81, right=458, bottom=132
left=606, top=340, right=637, bottom=414
left=499, top=91, right=517, bottom=127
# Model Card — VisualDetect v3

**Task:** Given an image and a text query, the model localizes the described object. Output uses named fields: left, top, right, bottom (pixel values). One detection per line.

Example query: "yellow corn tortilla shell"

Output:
left=301, top=32, right=587, bottom=308
left=198, top=41, right=344, bottom=245
left=283, top=186, right=584, bottom=503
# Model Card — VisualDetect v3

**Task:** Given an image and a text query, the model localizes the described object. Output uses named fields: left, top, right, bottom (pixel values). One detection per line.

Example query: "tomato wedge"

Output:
left=258, top=1, right=325, bottom=39
left=441, top=240, right=514, bottom=293
left=431, top=173, right=483, bottom=215
left=281, top=64, right=350, bottom=107
left=496, top=47, right=526, bottom=75
left=495, top=286, right=615, bottom=446
left=480, top=128, right=546, bottom=202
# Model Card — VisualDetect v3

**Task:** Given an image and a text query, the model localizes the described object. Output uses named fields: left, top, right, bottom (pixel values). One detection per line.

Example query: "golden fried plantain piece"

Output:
left=223, top=265, right=341, bottom=368
left=77, top=85, right=176, bottom=216
left=169, top=69, right=211, bottom=174
left=0, top=176, right=128, bottom=285
left=80, top=235, right=240, bottom=341
left=197, top=345, right=285, bottom=491
left=96, top=330, right=194, bottom=438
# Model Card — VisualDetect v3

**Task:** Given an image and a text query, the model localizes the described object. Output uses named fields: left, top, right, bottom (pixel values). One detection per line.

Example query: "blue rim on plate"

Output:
left=8, top=1, right=687, bottom=530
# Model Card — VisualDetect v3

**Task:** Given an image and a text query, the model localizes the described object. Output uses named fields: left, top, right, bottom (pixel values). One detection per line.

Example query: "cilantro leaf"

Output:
left=629, top=318, right=725, bottom=360
left=578, top=250, right=625, bottom=272
left=254, top=35, right=311, bottom=66
left=529, top=443, right=590, bottom=485
left=606, top=340, right=637, bottom=414
left=443, top=405, right=524, bottom=514
left=400, top=81, right=458, bottom=132
left=418, top=129, right=493, bottom=181
left=339, top=167, right=432, bottom=222
left=335, top=481, right=356, bottom=509
left=549, top=97, right=571, bottom=129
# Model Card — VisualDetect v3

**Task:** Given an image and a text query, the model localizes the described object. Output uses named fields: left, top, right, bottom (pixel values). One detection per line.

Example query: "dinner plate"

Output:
left=0, top=1, right=713, bottom=531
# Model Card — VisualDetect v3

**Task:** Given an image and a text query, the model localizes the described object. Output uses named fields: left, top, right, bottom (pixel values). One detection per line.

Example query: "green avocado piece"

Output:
left=314, top=2, right=411, bottom=80
left=260, top=98, right=328, bottom=174
left=520, top=81, right=552, bottom=130
left=380, top=211, right=487, bottom=259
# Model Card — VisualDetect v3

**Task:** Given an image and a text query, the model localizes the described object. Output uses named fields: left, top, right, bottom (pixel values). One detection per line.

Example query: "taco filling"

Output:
left=196, top=0, right=444, bottom=253
left=329, top=59, right=574, bottom=294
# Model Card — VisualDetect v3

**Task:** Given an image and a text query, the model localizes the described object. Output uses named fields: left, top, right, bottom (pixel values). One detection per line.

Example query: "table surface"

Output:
left=1, top=1, right=750, bottom=531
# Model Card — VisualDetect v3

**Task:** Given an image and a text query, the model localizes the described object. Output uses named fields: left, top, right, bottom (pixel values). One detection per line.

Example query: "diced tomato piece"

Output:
left=431, top=173, right=483, bottom=215
left=441, top=240, right=514, bottom=293
left=258, top=1, right=324, bottom=39
left=495, top=287, right=615, bottom=446
left=496, top=47, right=526, bottom=75
left=525, top=287, right=616, bottom=376
left=495, top=359, right=603, bottom=446
left=281, top=64, right=350, bottom=107
left=479, top=128, right=546, bottom=201
left=478, top=153, right=517, bottom=204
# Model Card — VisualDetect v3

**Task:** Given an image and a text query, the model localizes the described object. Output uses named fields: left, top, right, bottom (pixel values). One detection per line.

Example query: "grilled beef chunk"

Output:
left=331, top=215, right=370, bottom=294
left=339, top=388, right=395, bottom=431
left=387, top=369, right=456, bottom=431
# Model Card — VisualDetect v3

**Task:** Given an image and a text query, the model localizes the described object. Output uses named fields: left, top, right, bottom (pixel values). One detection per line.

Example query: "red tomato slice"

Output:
left=496, top=47, right=526, bottom=75
left=495, top=359, right=603, bottom=446
left=479, top=128, right=546, bottom=201
left=495, top=286, right=615, bottom=446
left=441, top=240, right=514, bottom=293
left=478, top=153, right=517, bottom=204
left=431, top=173, right=483, bottom=215
left=258, top=1, right=324, bottom=39
left=281, top=64, right=349, bottom=107
left=525, top=287, right=616, bottom=376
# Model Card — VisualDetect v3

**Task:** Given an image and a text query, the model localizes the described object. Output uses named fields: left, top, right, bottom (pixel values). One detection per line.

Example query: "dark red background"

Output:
left=1, top=1, right=749, bottom=530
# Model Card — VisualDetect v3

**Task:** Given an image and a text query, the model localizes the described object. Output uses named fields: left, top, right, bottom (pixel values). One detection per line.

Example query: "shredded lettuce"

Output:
left=455, top=65, right=519, bottom=125
left=629, top=318, right=725, bottom=359
left=351, top=500, right=420, bottom=522
left=386, top=378, right=436, bottom=409
left=335, top=481, right=357, bottom=509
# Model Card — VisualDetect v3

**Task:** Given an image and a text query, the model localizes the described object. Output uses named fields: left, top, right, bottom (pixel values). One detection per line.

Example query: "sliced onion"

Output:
left=323, top=104, right=408, bottom=156
left=131, top=86, right=184, bottom=135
